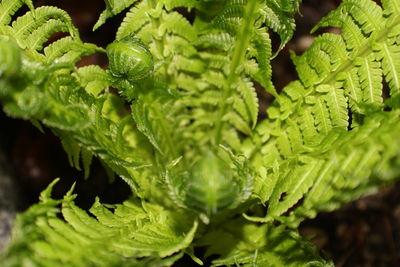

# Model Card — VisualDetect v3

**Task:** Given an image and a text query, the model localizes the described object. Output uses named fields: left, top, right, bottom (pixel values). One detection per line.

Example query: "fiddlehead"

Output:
left=107, top=36, right=154, bottom=83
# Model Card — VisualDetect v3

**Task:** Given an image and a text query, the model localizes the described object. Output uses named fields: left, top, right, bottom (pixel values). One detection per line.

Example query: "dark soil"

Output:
left=0, top=0, right=399, bottom=266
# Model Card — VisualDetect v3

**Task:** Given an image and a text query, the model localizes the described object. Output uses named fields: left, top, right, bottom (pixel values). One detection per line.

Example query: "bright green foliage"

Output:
left=246, top=110, right=400, bottom=227
left=244, top=0, right=400, bottom=227
left=198, top=218, right=332, bottom=266
left=94, top=0, right=140, bottom=30
left=0, top=0, right=399, bottom=266
left=1, top=180, right=198, bottom=266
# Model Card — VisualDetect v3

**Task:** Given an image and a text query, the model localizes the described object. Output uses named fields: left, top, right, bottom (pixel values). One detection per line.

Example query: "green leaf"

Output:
left=94, top=0, right=140, bottom=30
left=2, top=182, right=198, bottom=266
left=131, top=98, right=164, bottom=154
left=11, top=6, right=78, bottom=43
left=0, top=0, right=26, bottom=25
left=116, top=1, right=149, bottom=40
left=44, top=37, right=102, bottom=64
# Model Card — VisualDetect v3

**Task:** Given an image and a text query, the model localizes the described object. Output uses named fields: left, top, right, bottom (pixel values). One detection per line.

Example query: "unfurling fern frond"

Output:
left=164, top=150, right=253, bottom=223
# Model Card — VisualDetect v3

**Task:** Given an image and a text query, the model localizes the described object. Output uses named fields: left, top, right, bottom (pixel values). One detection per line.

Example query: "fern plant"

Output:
left=0, top=0, right=399, bottom=265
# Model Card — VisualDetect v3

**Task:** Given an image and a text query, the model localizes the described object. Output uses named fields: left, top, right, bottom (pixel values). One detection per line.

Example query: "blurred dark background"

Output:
left=0, top=0, right=399, bottom=266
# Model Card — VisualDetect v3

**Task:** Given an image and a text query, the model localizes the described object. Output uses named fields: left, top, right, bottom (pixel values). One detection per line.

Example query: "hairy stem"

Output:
left=214, top=0, right=258, bottom=145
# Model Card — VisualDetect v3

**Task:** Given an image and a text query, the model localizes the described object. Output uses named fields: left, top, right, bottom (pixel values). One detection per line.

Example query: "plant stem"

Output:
left=146, top=0, right=177, bottom=158
left=148, top=0, right=169, bottom=78
left=214, top=0, right=258, bottom=145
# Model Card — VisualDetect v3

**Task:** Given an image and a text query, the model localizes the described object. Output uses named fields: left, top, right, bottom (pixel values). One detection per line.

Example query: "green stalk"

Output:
left=147, top=0, right=177, bottom=158
left=214, top=0, right=258, bottom=145
left=148, top=0, right=169, bottom=79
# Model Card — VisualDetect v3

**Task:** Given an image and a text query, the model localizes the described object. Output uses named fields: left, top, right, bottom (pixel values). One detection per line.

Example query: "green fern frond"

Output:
left=375, top=41, right=400, bottom=96
left=161, top=12, right=198, bottom=41
left=0, top=0, right=32, bottom=25
left=116, top=1, right=149, bottom=40
left=59, top=133, right=82, bottom=170
left=233, top=79, right=259, bottom=129
left=131, top=97, right=166, bottom=155
left=1, top=180, right=198, bottom=266
left=26, top=20, right=71, bottom=51
left=163, top=0, right=199, bottom=11
left=44, top=37, right=102, bottom=64
left=11, top=6, right=78, bottom=47
left=210, top=3, right=244, bottom=35
left=94, top=0, right=140, bottom=30
left=1, top=51, right=152, bottom=193
left=0, top=2, right=101, bottom=68
left=195, top=33, right=235, bottom=51
left=283, top=111, right=400, bottom=226
left=247, top=111, right=400, bottom=226
left=357, top=54, right=383, bottom=105
left=246, top=0, right=400, bottom=226
left=259, top=1, right=297, bottom=53
left=252, top=27, right=274, bottom=93
left=197, top=218, right=332, bottom=267
left=75, top=65, right=110, bottom=96
left=320, top=84, right=349, bottom=129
